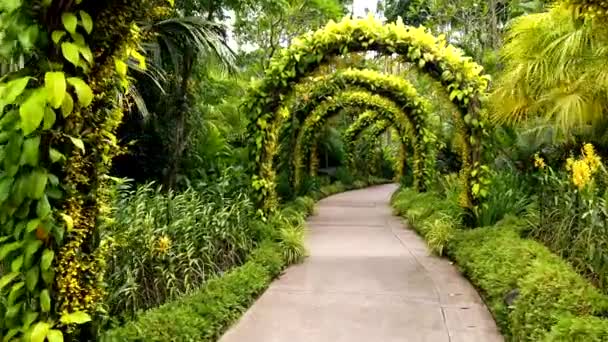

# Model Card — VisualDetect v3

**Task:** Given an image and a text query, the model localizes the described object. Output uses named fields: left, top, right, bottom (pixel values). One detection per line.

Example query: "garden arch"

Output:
left=292, top=91, right=415, bottom=191
left=282, top=67, right=434, bottom=189
left=343, top=112, right=409, bottom=180
left=245, top=16, right=490, bottom=212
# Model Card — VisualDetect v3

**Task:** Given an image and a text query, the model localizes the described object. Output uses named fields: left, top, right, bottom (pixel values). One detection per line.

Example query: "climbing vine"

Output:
left=0, top=0, right=168, bottom=340
left=292, top=91, right=415, bottom=191
left=244, top=16, right=490, bottom=213
left=343, top=112, right=408, bottom=181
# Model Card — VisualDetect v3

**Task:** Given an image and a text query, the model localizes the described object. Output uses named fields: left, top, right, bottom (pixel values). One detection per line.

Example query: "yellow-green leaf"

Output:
left=60, top=311, right=91, bottom=325
left=69, top=136, right=85, bottom=153
left=52, top=30, right=66, bottom=44
left=40, top=289, right=51, bottom=312
left=0, top=272, right=19, bottom=291
left=41, top=249, right=54, bottom=271
left=30, top=322, right=50, bottom=342
left=19, top=88, right=47, bottom=136
left=67, top=77, right=93, bottom=107
left=80, top=45, right=93, bottom=65
left=61, top=93, right=74, bottom=117
left=79, top=10, right=93, bottom=34
left=49, top=148, right=65, bottom=163
left=2, top=77, right=31, bottom=104
left=60, top=213, right=74, bottom=231
left=45, top=71, right=66, bottom=109
left=61, top=42, right=80, bottom=67
left=47, top=330, right=63, bottom=342
left=44, top=107, right=56, bottom=130
left=61, top=12, right=77, bottom=34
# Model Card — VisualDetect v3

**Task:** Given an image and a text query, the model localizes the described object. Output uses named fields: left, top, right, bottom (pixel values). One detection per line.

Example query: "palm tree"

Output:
left=491, top=6, right=608, bottom=136
left=115, top=15, right=237, bottom=187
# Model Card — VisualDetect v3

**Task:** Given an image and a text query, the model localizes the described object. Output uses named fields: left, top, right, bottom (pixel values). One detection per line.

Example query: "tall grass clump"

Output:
left=103, top=181, right=258, bottom=319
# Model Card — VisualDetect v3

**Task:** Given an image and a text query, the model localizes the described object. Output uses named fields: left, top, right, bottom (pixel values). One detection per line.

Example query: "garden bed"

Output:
left=391, top=187, right=608, bottom=341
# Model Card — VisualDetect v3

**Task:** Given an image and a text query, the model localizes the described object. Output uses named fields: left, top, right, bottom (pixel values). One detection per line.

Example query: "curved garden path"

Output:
left=220, top=184, right=503, bottom=342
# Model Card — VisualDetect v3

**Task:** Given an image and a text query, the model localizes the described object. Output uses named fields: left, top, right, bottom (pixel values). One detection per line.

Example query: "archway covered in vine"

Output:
left=280, top=68, right=434, bottom=192
left=292, top=91, right=416, bottom=191
left=245, top=16, right=490, bottom=212
left=342, top=112, right=409, bottom=180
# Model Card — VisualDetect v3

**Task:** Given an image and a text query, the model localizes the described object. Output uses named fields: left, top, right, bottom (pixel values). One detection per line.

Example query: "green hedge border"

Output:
left=391, top=187, right=608, bottom=341
left=100, top=241, right=288, bottom=341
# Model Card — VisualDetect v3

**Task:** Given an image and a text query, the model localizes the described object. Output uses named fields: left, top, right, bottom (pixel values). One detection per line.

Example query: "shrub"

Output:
left=100, top=243, right=287, bottom=341
left=510, top=260, right=608, bottom=341
left=394, top=188, right=608, bottom=340
left=544, top=315, right=608, bottom=342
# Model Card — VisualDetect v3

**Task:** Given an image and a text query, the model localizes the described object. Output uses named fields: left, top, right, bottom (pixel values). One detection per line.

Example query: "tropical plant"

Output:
left=492, top=5, right=608, bottom=136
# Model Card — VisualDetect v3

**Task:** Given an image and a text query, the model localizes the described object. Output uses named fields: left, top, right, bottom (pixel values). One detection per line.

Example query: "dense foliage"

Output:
left=2, top=0, right=608, bottom=340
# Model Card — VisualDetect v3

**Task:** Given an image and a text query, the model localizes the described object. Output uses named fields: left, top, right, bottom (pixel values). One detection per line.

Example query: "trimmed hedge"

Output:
left=391, top=187, right=608, bottom=341
left=100, top=242, right=287, bottom=341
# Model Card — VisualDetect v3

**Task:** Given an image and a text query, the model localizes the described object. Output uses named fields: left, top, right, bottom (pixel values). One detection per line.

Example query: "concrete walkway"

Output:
left=220, top=184, right=503, bottom=342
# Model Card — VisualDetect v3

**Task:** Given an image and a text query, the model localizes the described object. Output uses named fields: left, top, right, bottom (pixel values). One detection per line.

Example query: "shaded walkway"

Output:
left=220, top=184, right=503, bottom=342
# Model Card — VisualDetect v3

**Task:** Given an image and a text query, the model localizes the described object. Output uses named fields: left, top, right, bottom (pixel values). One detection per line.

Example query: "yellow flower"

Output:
left=571, top=159, right=592, bottom=190
left=566, top=157, right=575, bottom=171
left=534, top=153, right=546, bottom=169
left=155, top=235, right=172, bottom=255
left=582, top=143, right=601, bottom=172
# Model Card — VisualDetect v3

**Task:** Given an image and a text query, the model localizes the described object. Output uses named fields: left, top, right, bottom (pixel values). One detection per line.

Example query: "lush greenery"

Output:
left=392, top=186, right=608, bottom=340
left=3, top=0, right=608, bottom=340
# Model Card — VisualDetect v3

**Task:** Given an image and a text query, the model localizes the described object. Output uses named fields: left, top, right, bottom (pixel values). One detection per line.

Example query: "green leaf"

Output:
left=61, top=12, right=77, bottom=34
left=2, top=77, right=31, bottom=104
left=67, top=77, right=93, bottom=107
left=49, top=148, right=65, bottom=163
left=18, top=25, right=39, bottom=50
left=47, top=329, right=63, bottom=342
left=11, top=255, right=23, bottom=272
left=80, top=45, right=93, bottom=65
left=60, top=311, right=91, bottom=325
left=26, top=219, right=41, bottom=233
left=40, top=289, right=51, bottom=312
left=0, top=241, right=22, bottom=261
left=79, top=10, right=93, bottom=34
left=26, top=267, right=39, bottom=292
left=69, top=136, right=85, bottom=153
left=30, top=322, right=50, bottom=342
left=20, top=136, right=40, bottom=166
left=23, top=311, right=39, bottom=329
left=44, top=107, right=56, bottom=130
left=8, top=281, right=24, bottom=305
left=52, top=30, right=66, bottom=44
left=41, top=249, right=54, bottom=271
left=61, top=93, right=74, bottom=117
left=61, top=42, right=80, bottom=67
left=0, top=272, right=19, bottom=291
left=36, top=195, right=51, bottom=218
left=29, top=169, right=48, bottom=199
left=45, top=71, right=66, bottom=109
left=0, top=177, right=14, bottom=203
left=19, top=88, right=47, bottom=135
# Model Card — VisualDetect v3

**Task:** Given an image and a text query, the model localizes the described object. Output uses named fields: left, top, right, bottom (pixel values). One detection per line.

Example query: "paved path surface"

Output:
left=220, top=184, right=503, bottom=342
